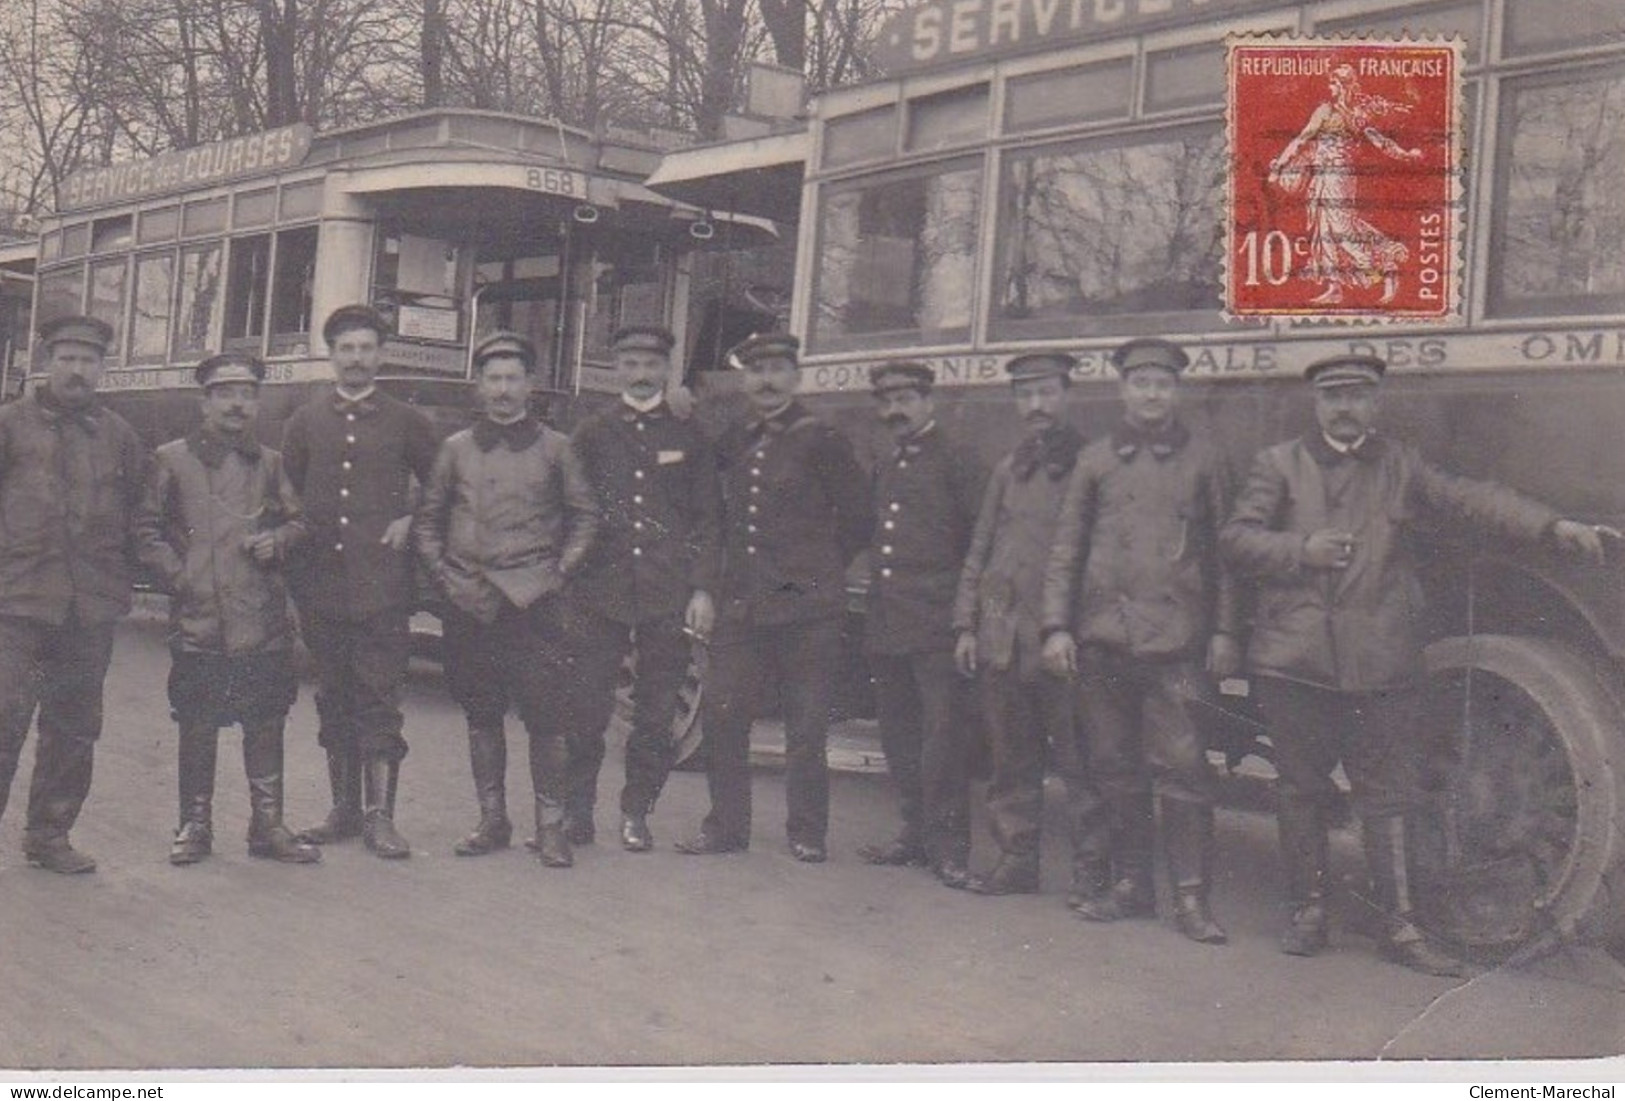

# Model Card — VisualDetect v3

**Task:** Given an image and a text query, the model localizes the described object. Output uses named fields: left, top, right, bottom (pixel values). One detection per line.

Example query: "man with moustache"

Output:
left=952, top=352, right=1100, bottom=900
left=675, top=333, right=871, bottom=862
left=283, top=305, right=439, bottom=859
left=0, top=316, right=148, bottom=873
left=417, top=332, right=597, bottom=867
left=1042, top=338, right=1239, bottom=944
left=137, top=351, right=319, bottom=866
left=562, top=324, right=721, bottom=852
left=1221, top=353, right=1612, bottom=974
left=857, top=361, right=984, bottom=888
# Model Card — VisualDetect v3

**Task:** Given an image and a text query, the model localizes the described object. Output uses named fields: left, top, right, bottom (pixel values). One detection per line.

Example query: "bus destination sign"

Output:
left=59, top=124, right=314, bottom=211
left=873, top=0, right=1281, bottom=74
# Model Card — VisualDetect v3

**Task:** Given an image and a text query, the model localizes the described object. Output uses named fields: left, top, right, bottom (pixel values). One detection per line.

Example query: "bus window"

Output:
left=182, top=197, right=228, bottom=238
left=279, top=180, right=323, bottom=220
left=811, top=158, right=981, bottom=352
left=138, top=206, right=180, bottom=244
left=991, top=125, right=1226, bottom=339
left=88, top=257, right=127, bottom=356
left=269, top=226, right=318, bottom=355
left=91, top=216, right=133, bottom=254
left=1144, top=43, right=1226, bottom=114
left=906, top=84, right=989, bottom=152
left=1504, top=0, right=1622, bottom=57
left=1004, top=59, right=1133, bottom=133
left=130, top=252, right=174, bottom=362
left=234, top=188, right=276, bottom=229
left=1489, top=64, right=1625, bottom=317
left=173, top=242, right=223, bottom=358
left=585, top=237, right=667, bottom=361
left=223, top=234, right=271, bottom=348
left=36, top=265, right=84, bottom=326
left=1314, top=2, right=1483, bottom=64
left=61, top=223, right=89, bottom=258
left=822, top=105, right=897, bottom=169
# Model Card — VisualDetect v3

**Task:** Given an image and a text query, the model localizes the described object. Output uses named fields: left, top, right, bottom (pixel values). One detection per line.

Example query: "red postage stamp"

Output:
left=1225, top=36, right=1464, bottom=321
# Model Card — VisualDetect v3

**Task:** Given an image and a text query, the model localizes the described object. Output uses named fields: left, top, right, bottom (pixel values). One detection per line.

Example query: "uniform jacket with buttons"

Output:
left=416, top=417, right=599, bottom=625
left=715, top=401, right=872, bottom=628
left=1220, top=431, right=1557, bottom=692
left=137, top=430, right=305, bottom=655
left=952, top=429, right=1082, bottom=680
left=569, top=401, right=722, bottom=625
left=1043, top=420, right=1239, bottom=660
left=0, top=387, right=150, bottom=626
left=865, top=423, right=985, bottom=656
left=281, top=388, right=439, bottom=621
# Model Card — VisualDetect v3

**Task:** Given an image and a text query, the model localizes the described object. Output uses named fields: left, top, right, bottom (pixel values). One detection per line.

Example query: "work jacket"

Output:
left=0, top=387, right=149, bottom=626
left=1219, top=431, right=1558, bottom=691
left=416, top=417, right=598, bottom=625
left=138, top=430, right=305, bottom=655
left=1043, top=420, right=1239, bottom=660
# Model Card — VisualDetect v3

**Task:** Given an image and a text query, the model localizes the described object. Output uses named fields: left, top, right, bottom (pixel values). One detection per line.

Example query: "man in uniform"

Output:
left=563, top=324, right=720, bottom=852
left=283, top=305, right=439, bottom=859
left=417, top=331, right=597, bottom=867
left=138, top=351, right=319, bottom=866
left=1221, top=353, right=1611, bottom=973
left=1042, top=337, right=1239, bottom=945
left=0, top=315, right=148, bottom=873
left=857, top=361, right=984, bottom=888
left=952, top=352, right=1098, bottom=900
left=675, top=333, right=871, bottom=862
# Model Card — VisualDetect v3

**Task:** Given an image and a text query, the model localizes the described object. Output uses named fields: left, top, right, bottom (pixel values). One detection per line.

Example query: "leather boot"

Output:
left=1075, top=791, right=1156, bottom=922
left=298, top=743, right=362, bottom=844
left=362, top=755, right=410, bottom=859
left=1277, top=792, right=1330, bottom=955
left=968, top=852, right=1040, bottom=895
left=1066, top=854, right=1113, bottom=913
left=1365, top=815, right=1466, bottom=977
left=534, top=796, right=573, bottom=868
left=455, top=724, right=511, bottom=856
left=1164, top=798, right=1227, bottom=945
left=170, top=723, right=218, bottom=866
left=243, top=720, right=320, bottom=864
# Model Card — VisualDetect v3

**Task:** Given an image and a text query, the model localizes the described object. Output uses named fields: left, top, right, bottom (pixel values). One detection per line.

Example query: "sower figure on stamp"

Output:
left=1220, top=353, right=1612, bottom=974
left=0, top=316, right=148, bottom=874
left=137, top=352, right=319, bottom=867
left=562, top=324, right=720, bottom=853
left=1042, top=338, right=1240, bottom=945
left=856, top=361, right=985, bottom=889
left=283, top=305, right=439, bottom=859
left=417, top=332, right=598, bottom=867
left=951, top=352, right=1101, bottom=900
left=675, top=333, right=872, bottom=862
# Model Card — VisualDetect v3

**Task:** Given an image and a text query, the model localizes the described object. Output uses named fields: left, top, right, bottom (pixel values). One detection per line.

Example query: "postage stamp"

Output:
left=1224, top=35, right=1464, bottom=322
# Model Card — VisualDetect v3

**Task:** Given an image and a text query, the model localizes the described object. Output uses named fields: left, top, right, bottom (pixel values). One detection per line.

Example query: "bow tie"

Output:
left=473, top=417, right=541, bottom=452
left=1011, top=425, right=1083, bottom=482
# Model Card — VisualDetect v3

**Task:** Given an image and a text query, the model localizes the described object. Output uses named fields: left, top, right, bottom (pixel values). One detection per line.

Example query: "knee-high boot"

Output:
left=1164, top=798, right=1227, bottom=944
left=170, top=723, right=218, bottom=865
left=244, top=719, right=320, bottom=864
left=455, top=723, right=511, bottom=856
left=298, top=742, right=362, bottom=844
left=1364, top=815, right=1464, bottom=976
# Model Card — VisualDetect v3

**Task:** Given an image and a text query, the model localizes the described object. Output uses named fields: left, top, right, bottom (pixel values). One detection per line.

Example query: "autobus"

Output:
left=650, top=0, right=1625, bottom=958
left=14, top=109, right=767, bottom=444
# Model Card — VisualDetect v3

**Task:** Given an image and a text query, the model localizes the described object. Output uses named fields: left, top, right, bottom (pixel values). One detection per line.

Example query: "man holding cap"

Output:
left=953, top=352, right=1100, bottom=900
left=1223, top=352, right=1612, bottom=973
left=1042, top=337, right=1239, bottom=944
left=562, top=324, right=721, bottom=852
left=417, top=331, right=597, bottom=866
left=858, top=360, right=985, bottom=888
left=0, top=315, right=148, bottom=873
left=283, top=304, right=439, bottom=859
left=676, top=333, right=871, bottom=862
left=137, top=352, right=319, bottom=866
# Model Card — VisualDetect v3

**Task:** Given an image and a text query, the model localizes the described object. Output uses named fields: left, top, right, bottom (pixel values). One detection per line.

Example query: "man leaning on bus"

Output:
left=1220, top=352, right=1615, bottom=975
left=0, top=315, right=149, bottom=874
left=282, top=304, right=439, bottom=860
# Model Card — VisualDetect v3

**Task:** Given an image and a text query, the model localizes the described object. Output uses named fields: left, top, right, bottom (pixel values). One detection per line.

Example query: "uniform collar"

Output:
left=751, top=400, right=805, bottom=436
left=332, top=385, right=380, bottom=416
left=1306, top=428, right=1383, bottom=466
left=187, top=426, right=262, bottom=468
left=619, top=398, right=671, bottom=423
left=1011, top=423, right=1084, bottom=482
left=1111, top=418, right=1188, bottom=461
left=892, top=420, right=938, bottom=461
left=473, top=415, right=541, bottom=453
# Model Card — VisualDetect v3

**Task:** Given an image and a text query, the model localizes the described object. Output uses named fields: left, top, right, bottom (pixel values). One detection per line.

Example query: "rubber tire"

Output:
left=1423, top=634, right=1625, bottom=955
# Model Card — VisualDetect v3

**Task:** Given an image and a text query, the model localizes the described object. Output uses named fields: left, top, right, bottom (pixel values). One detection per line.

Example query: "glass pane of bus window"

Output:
left=1314, top=2, right=1482, bottom=64
left=278, top=180, right=323, bottom=220
left=823, top=106, right=897, bottom=168
left=991, top=127, right=1226, bottom=338
left=585, top=237, right=665, bottom=361
left=36, top=266, right=85, bottom=327
left=1005, top=59, right=1133, bottom=133
left=1491, top=68, right=1625, bottom=315
left=906, top=84, right=989, bottom=151
left=173, top=243, right=223, bottom=358
left=269, top=226, right=319, bottom=351
left=88, top=259, right=128, bottom=357
left=130, top=252, right=174, bottom=361
left=182, top=197, right=228, bottom=237
left=40, top=231, right=62, bottom=262
left=234, top=188, right=276, bottom=229
left=1144, top=43, right=1225, bottom=113
left=61, top=223, right=89, bottom=257
left=91, top=216, right=133, bottom=255
left=138, top=206, right=180, bottom=244
left=1504, top=0, right=1623, bottom=56
left=812, top=159, right=982, bottom=350
left=223, top=235, right=271, bottom=344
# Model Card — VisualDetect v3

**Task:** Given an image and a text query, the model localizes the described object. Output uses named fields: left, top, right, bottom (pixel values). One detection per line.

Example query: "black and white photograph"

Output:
left=0, top=0, right=1622, bottom=1080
